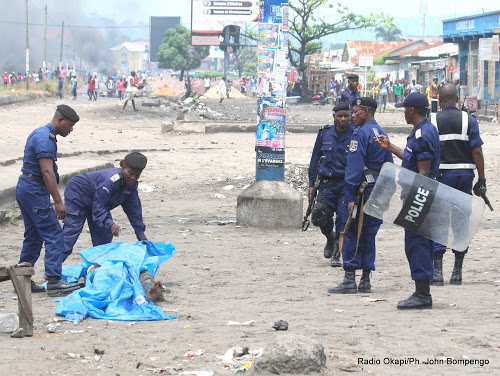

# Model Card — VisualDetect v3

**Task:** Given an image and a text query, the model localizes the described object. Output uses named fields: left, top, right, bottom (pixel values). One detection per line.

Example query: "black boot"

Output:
left=430, top=253, right=444, bottom=286
left=31, top=280, right=46, bottom=293
left=330, top=242, right=342, bottom=267
left=397, top=280, right=432, bottom=310
left=323, top=232, right=335, bottom=259
left=358, top=269, right=371, bottom=293
left=450, top=253, right=464, bottom=285
left=328, top=268, right=357, bottom=294
left=46, top=277, right=81, bottom=297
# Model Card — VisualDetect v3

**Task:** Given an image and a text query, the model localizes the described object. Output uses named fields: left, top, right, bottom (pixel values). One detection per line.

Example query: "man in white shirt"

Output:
left=122, top=71, right=138, bottom=112
left=218, top=77, right=226, bottom=104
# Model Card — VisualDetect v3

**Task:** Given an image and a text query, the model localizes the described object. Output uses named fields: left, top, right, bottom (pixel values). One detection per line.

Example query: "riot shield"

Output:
left=364, top=162, right=485, bottom=252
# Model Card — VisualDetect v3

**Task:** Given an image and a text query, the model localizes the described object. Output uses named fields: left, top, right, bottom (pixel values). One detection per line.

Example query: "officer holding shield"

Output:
left=375, top=92, right=440, bottom=309
left=308, top=102, right=354, bottom=267
left=328, top=98, right=393, bottom=294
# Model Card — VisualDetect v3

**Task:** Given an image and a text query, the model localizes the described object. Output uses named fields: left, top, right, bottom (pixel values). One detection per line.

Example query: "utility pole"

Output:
left=60, top=21, right=64, bottom=66
left=43, top=4, right=47, bottom=68
left=25, top=0, right=29, bottom=90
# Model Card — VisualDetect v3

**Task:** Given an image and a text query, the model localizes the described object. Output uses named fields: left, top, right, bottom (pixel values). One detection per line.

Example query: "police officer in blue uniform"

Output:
left=328, top=97, right=393, bottom=294
left=336, top=74, right=360, bottom=105
left=62, top=152, right=148, bottom=261
left=376, top=92, right=440, bottom=309
left=431, top=83, right=486, bottom=286
left=308, top=102, right=355, bottom=267
left=16, top=105, right=81, bottom=296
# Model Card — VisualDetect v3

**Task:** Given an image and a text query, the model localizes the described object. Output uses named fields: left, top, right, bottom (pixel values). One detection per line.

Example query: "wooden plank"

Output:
left=7, top=266, right=33, bottom=335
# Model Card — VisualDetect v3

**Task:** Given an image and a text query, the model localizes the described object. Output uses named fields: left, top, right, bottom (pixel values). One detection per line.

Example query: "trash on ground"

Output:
left=228, top=320, right=256, bottom=326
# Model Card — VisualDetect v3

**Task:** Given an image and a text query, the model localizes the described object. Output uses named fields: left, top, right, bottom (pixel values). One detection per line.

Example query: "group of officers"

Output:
left=308, top=73, right=487, bottom=309
left=14, top=73, right=486, bottom=309
left=16, top=104, right=149, bottom=296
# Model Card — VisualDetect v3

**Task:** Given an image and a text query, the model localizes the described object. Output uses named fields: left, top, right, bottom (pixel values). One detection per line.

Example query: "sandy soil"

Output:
left=0, top=93, right=499, bottom=376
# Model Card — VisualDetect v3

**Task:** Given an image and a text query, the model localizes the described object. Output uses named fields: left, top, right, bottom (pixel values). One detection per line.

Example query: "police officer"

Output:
left=336, top=74, right=360, bottom=105
left=376, top=92, right=440, bottom=309
left=430, top=83, right=486, bottom=286
left=308, top=102, right=355, bottom=267
left=62, top=152, right=148, bottom=261
left=328, top=98, right=393, bottom=294
left=16, top=105, right=81, bottom=296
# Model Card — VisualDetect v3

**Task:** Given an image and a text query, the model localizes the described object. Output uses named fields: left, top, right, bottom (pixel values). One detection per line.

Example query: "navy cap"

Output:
left=56, top=104, right=79, bottom=123
left=332, top=102, right=350, bottom=112
left=352, top=97, right=377, bottom=111
left=395, top=92, right=429, bottom=109
left=347, top=74, right=359, bottom=80
left=124, top=152, right=147, bottom=171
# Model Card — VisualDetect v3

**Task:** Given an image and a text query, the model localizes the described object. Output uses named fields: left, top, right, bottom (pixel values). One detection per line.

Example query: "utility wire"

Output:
left=0, top=20, right=148, bottom=28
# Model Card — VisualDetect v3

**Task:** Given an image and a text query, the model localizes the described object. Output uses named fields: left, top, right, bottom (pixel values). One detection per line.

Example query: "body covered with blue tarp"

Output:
left=56, top=241, right=177, bottom=322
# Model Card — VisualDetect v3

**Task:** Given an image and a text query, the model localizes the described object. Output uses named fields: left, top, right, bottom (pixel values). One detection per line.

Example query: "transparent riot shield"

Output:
left=364, top=162, right=485, bottom=252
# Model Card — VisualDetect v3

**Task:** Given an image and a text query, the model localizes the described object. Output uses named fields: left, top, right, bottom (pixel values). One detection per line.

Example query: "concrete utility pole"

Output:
left=25, top=0, right=29, bottom=90
left=43, top=4, right=47, bottom=68
left=60, top=21, right=64, bottom=65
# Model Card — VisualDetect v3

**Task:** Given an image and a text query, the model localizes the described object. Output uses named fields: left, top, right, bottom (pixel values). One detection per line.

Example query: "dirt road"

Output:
left=0, top=94, right=499, bottom=376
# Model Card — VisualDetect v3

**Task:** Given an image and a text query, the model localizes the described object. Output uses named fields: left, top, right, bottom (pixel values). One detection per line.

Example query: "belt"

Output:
left=22, top=172, right=45, bottom=186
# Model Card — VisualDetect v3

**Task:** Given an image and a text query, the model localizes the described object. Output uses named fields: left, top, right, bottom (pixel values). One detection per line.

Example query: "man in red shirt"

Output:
left=3, top=72, right=8, bottom=86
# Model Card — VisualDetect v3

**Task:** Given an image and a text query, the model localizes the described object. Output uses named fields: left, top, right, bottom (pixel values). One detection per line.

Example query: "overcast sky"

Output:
left=23, top=0, right=499, bottom=29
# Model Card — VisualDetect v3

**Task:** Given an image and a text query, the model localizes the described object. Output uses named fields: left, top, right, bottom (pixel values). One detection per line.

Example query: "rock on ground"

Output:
left=253, top=334, right=326, bottom=374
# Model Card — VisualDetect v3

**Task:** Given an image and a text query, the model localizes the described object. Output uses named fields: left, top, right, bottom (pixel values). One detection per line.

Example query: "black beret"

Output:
left=56, top=104, right=80, bottom=123
left=352, top=97, right=377, bottom=111
left=332, top=102, right=350, bottom=112
left=347, top=74, right=359, bottom=80
left=124, top=152, right=147, bottom=170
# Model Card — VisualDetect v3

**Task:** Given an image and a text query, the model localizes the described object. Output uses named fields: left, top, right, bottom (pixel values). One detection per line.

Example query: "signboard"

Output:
left=479, top=38, right=493, bottom=61
left=463, top=97, right=478, bottom=111
left=149, top=17, right=181, bottom=63
left=358, top=54, right=373, bottom=67
left=191, top=0, right=259, bottom=45
left=492, top=35, right=499, bottom=61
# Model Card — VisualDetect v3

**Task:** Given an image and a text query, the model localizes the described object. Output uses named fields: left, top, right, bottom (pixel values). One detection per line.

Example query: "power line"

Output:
left=0, top=20, right=148, bottom=28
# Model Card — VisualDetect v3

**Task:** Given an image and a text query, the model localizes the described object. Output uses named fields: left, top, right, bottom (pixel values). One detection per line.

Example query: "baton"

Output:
left=482, top=194, right=494, bottom=211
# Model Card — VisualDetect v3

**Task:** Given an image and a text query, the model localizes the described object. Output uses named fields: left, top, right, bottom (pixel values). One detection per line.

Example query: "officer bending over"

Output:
left=62, top=152, right=148, bottom=262
left=308, top=102, right=354, bottom=266
left=16, top=105, right=81, bottom=296
left=376, top=93, right=440, bottom=309
left=328, top=98, right=393, bottom=294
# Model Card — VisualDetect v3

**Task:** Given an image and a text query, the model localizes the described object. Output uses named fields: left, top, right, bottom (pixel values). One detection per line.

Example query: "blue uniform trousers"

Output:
left=340, top=184, right=381, bottom=270
left=318, top=179, right=344, bottom=242
left=16, top=176, right=63, bottom=278
left=405, top=230, right=434, bottom=280
left=433, top=175, right=473, bottom=256
left=62, top=201, right=113, bottom=260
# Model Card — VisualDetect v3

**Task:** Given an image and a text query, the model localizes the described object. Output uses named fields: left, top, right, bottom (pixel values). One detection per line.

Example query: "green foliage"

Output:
left=375, top=26, right=403, bottom=41
left=196, top=71, right=223, bottom=79
left=9, top=217, right=19, bottom=226
left=367, top=67, right=377, bottom=83
left=157, top=25, right=210, bottom=72
left=231, top=47, right=258, bottom=77
left=288, top=0, right=394, bottom=99
left=373, top=53, right=390, bottom=65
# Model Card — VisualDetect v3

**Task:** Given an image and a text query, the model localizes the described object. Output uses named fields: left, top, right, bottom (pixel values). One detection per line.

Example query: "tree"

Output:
left=375, top=26, right=403, bottom=41
left=231, top=47, right=258, bottom=78
left=157, top=25, right=209, bottom=97
left=288, top=0, right=394, bottom=101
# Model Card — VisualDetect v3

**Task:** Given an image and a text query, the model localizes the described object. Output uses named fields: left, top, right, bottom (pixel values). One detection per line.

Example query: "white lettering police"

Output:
left=404, top=187, right=430, bottom=223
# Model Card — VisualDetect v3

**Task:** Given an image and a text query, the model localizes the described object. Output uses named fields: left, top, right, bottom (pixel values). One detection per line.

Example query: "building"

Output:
left=443, top=11, right=500, bottom=102
left=341, top=40, right=428, bottom=65
left=386, top=43, right=459, bottom=86
left=110, top=42, right=150, bottom=74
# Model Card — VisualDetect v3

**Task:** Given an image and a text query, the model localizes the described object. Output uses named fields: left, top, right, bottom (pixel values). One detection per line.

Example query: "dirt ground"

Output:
left=0, top=91, right=499, bottom=376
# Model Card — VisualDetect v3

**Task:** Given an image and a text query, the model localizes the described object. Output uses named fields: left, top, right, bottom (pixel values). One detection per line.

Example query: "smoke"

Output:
left=0, top=0, right=143, bottom=76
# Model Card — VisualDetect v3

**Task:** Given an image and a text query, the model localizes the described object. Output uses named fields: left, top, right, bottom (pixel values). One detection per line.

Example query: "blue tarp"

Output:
left=55, top=241, right=178, bottom=322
